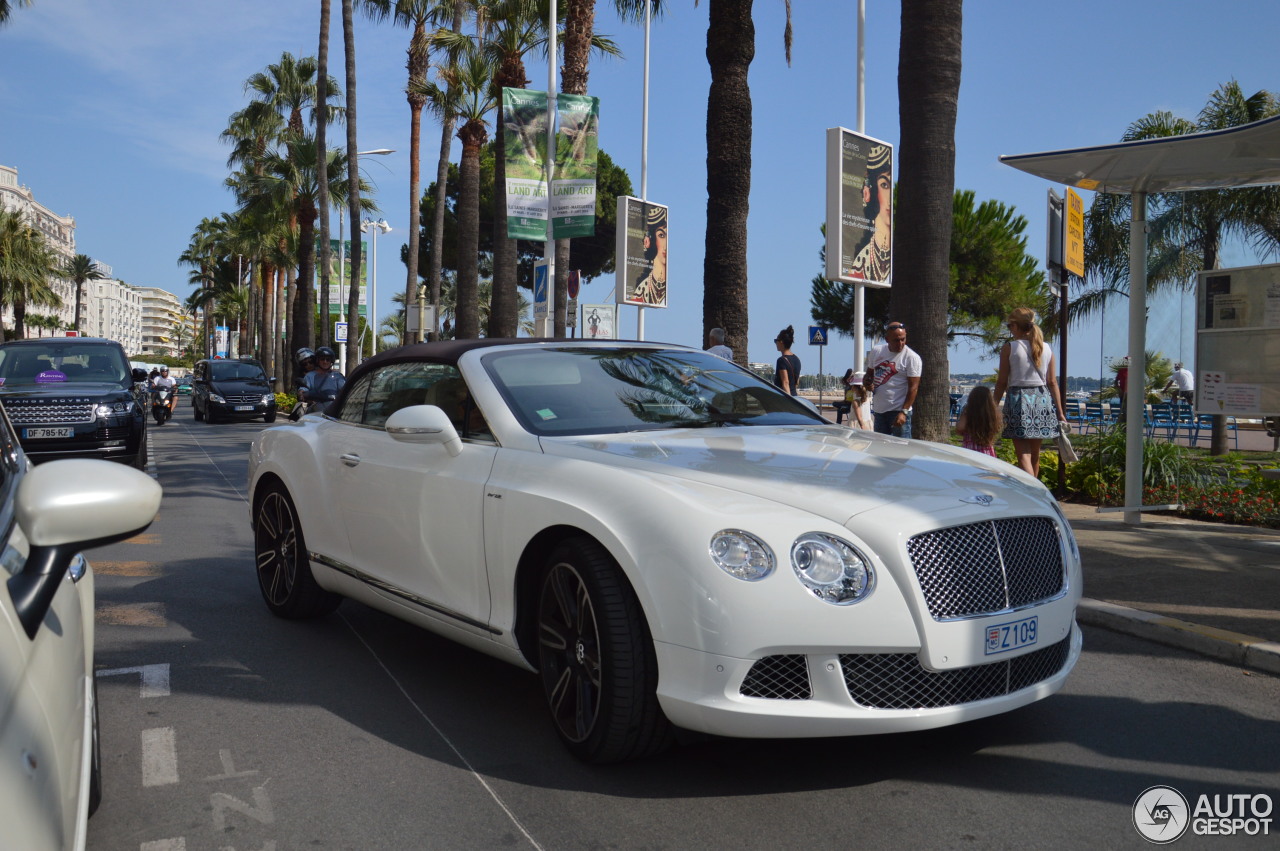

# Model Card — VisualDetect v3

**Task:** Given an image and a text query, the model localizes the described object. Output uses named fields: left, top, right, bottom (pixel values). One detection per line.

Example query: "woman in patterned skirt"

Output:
left=993, top=307, right=1064, bottom=478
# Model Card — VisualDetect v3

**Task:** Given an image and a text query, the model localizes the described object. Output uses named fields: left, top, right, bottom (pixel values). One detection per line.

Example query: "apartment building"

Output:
left=135, top=286, right=187, bottom=357
left=0, top=164, right=77, bottom=330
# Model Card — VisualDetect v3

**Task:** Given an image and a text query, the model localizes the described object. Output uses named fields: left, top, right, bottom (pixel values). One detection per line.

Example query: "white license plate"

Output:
left=234, top=405, right=255, bottom=411
left=24, top=427, right=74, bottom=439
left=985, top=616, right=1038, bottom=655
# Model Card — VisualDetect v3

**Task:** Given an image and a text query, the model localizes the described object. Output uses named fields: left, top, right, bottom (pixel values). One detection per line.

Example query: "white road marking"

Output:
left=140, top=840, right=186, bottom=851
left=203, top=749, right=259, bottom=781
left=340, top=612, right=545, bottom=851
left=210, top=783, right=275, bottom=831
left=97, top=663, right=171, bottom=698
left=141, top=727, right=179, bottom=787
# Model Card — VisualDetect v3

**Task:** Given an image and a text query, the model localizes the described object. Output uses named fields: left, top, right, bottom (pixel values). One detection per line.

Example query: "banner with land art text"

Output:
left=551, top=93, right=600, bottom=239
left=503, top=88, right=550, bottom=240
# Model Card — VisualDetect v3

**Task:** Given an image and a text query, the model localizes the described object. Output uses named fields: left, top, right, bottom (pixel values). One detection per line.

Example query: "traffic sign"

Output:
left=533, top=260, right=549, bottom=319
left=335, top=321, right=348, bottom=343
left=808, top=326, right=828, bottom=346
left=1065, top=187, right=1085, bottom=277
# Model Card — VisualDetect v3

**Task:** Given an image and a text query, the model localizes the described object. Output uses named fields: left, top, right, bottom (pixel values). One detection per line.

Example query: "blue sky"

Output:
left=3, top=0, right=1277, bottom=378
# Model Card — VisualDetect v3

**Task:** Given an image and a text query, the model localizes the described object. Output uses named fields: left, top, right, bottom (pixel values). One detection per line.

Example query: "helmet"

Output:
left=159, top=365, right=169, bottom=374
left=315, top=346, right=337, bottom=362
left=295, top=347, right=315, bottom=366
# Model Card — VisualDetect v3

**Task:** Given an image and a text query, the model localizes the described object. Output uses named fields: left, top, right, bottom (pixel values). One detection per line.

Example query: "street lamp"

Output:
left=336, top=148, right=395, bottom=366
left=360, top=217, right=392, bottom=354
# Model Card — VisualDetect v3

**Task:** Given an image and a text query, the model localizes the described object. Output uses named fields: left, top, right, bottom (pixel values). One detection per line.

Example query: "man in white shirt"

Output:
left=706, top=327, right=733, bottom=360
left=862, top=321, right=922, bottom=437
left=1163, top=362, right=1195, bottom=405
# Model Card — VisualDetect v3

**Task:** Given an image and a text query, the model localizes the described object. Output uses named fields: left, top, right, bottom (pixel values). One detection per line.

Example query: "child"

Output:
left=956, top=385, right=1002, bottom=456
left=838, top=369, right=869, bottom=429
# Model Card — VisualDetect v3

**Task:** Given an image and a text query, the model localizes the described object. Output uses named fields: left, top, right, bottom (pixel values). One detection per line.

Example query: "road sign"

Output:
left=1065, top=187, right=1085, bottom=277
left=335, top=321, right=348, bottom=343
left=808, top=326, right=829, bottom=346
left=533, top=260, right=549, bottom=319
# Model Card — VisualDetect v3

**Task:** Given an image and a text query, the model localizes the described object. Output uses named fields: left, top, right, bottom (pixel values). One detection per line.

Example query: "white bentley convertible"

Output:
left=248, top=340, right=1081, bottom=762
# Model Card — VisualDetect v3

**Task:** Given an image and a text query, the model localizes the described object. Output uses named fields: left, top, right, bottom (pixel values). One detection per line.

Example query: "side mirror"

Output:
left=132, top=368, right=149, bottom=383
left=7, top=459, right=162, bottom=639
left=385, top=405, right=463, bottom=456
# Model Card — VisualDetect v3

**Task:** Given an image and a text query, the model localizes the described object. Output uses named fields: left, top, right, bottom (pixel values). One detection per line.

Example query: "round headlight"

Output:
left=709, top=529, right=774, bottom=581
left=791, top=533, right=874, bottom=605
left=95, top=404, right=113, bottom=418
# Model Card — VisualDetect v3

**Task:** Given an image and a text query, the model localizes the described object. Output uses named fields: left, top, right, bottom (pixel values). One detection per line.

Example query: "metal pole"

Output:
left=538, top=0, right=558, bottom=338
left=853, top=0, right=866, bottom=374
left=1124, top=192, right=1148, bottom=525
left=338, top=209, right=347, bottom=367
left=1057, top=268, right=1068, bottom=495
left=637, top=0, right=650, bottom=342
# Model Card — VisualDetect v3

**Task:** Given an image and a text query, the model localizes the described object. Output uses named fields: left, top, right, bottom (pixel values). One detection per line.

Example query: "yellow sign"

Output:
left=1065, top=187, right=1085, bottom=277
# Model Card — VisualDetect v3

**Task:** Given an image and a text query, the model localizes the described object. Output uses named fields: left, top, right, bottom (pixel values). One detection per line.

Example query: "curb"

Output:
left=1078, top=598, right=1280, bottom=676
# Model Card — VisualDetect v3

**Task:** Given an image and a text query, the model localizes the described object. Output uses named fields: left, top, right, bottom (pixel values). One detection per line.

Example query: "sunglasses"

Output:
left=886, top=323, right=906, bottom=331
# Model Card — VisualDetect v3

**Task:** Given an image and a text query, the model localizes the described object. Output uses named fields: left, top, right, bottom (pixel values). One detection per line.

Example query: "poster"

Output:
left=551, top=94, right=600, bottom=239
left=1212, top=294, right=1249, bottom=328
left=615, top=196, right=668, bottom=308
left=320, top=238, right=367, bottom=316
left=502, top=88, right=550, bottom=240
left=824, top=128, right=893, bottom=287
left=581, top=304, right=616, bottom=339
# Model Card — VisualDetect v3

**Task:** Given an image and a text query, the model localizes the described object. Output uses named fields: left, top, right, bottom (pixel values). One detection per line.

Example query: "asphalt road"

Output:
left=86, top=414, right=1280, bottom=850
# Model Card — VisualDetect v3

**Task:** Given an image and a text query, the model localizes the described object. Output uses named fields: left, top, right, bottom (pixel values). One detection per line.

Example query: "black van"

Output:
left=192, top=358, right=277, bottom=423
left=0, top=338, right=148, bottom=468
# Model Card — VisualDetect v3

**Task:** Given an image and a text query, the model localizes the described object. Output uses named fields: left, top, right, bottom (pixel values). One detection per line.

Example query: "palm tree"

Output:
left=0, top=216, right=62, bottom=340
left=62, top=253, right=105, bottom=334
left=888, top=0, right=962, bottom=442
left=341, top=0, right=363, bottom=373
left=316, top=0, right=335, bottom=349
left=703, top=1, right=790, bottom=366
left=0, top=0, right=33, bottom=27
left=425, top=3, right=467, bottom=340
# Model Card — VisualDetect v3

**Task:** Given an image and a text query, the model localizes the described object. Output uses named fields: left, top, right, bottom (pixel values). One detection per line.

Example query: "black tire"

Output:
left=264, top=411, right=277, bottom=423
left=253, top=483, right=341, bottom=619
left=153, top=408, right=165, bottom=426
left=194, top=401, right=204, bottom=422
left=87, top=677, right=102, bottom=816
left=537, top=538, right=671, bottom=763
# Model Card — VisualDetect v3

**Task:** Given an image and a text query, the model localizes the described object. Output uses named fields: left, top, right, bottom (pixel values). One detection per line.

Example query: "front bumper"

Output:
left=209, top=401, right=276, bottom=419
left=652, top=621, right=1081, bottom=738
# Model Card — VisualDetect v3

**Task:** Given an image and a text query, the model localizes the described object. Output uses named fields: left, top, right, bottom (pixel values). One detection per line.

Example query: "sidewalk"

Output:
left=1060, top=500, right=1280, bottom=675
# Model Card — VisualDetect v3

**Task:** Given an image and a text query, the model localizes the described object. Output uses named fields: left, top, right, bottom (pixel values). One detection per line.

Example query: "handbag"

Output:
left=1055, top=428, right=1079, bottom=464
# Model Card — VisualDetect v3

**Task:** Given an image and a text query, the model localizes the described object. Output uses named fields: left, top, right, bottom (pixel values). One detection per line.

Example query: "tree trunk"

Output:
left=317, top=0, right=333, bottom=348
left=342, top=0, right=362, bottom=373
left=14, top=299, right=26, bottom=340
left=554, top=238, right=570, bottom=336
left=73, top=281, right=83, bottom=333
left=558, top=0, right=595, bottom=340
left=274, top=267, right=286, bottom=391
left=891, top=0, right=962, bottom=442
left=456, top=127, right=485, bottom=339
left=490, top=94, right=519, bottom=338
left=703, top=0, right=754, bottom=366
left=427, top=4, right=464, bottom=342
left=405, top=20, right=428, bottom=342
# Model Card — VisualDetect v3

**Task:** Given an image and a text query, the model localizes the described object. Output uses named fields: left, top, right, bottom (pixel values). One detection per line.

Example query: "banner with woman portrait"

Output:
left=615, top=196, right=669, bottom=308
left=581, top=304, right=616, bottom=339
left=824, top=128, right=893, bottom=287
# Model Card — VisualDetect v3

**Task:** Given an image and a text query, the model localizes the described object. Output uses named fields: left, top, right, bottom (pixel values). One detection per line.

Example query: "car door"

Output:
left=327, top=361, right=498, bottom=632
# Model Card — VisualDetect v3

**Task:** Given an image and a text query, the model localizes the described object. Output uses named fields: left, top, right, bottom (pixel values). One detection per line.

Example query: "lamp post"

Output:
left=360, top=217, right=392, bottom=354
left=335, top=148, right=394, bottom=366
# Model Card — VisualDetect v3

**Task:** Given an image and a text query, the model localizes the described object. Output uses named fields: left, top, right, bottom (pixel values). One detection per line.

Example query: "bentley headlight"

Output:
left=791, top=533, right=874, bottom=605
left=709, top=530, right=774, bottom=581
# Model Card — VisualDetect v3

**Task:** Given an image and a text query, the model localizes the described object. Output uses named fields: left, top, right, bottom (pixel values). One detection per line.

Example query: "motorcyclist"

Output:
left=289, top=348, right=317, bottom=421
left=300, top=346, right=345, bottom=407
left=150, top=366, right=178, bottom=422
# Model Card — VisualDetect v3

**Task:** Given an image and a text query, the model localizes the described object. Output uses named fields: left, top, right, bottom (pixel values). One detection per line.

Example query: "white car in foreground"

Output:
left=248, top=340, right=1081, bottom=763
left=0, top=419, right=162, bottom=848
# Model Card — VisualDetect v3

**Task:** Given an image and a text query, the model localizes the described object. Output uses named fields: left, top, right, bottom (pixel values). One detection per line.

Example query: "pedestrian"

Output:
left=863, top=321, right=922, bottom=437
left=706, top=327, right=733, bottom=360
left=994, top=307, right=1065, bottom=478
left=956, top=385, right=1002, bottom=457
left=773, top=326, right=801, bottom=395
left=1113, top=356, right=1130, bottom=421
left=1163, top=361, right=1195, bottom=405
left=834, top=368, right=869, bottom=428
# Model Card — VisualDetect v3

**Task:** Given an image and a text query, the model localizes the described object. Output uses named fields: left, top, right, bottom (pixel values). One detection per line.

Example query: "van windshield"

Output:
left=0, top=343, right=130, bottom=387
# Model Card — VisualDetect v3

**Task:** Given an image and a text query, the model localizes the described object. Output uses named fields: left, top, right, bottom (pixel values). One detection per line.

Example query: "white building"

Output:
left=83, top=279, right=143, bottom=354
left=135, top=286, right=186, bottom=358
left=0, top=164, right=77, bottom=331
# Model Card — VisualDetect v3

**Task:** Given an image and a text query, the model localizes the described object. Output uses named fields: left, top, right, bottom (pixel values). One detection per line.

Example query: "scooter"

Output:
left=152, top=386, right=176, bottom=425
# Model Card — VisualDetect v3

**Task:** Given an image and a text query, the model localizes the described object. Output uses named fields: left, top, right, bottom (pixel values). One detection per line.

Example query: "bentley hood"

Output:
left=540, top=425, right=1056, bottom=528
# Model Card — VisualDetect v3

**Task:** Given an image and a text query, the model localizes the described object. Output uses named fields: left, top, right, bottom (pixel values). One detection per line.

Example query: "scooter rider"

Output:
left=300, top=346, right=345, bottom=408
left=151, top=365, right=177, bottom=393
left=150, top=366, right=178, bottom=423
left=289, top=348, right=316, bottom=421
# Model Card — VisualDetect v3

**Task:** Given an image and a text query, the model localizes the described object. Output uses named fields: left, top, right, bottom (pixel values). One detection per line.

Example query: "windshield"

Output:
left=0, top=342, right=130, bottom=387
left=483, top=347, right=825, bottom=436
left=210, top=362, right=267, bottom=382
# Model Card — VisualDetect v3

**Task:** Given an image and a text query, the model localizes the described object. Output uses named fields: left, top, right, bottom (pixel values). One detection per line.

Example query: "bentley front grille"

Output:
left=739, top=654, right=812, bottom=700
left=906, top=517, right=1065, bottom=620
left=3, top=398, right=95, bottom=424
left=840, top=636, right=1072, bottom=709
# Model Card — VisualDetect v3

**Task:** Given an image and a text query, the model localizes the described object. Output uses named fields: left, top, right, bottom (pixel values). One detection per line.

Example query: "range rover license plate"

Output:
left=24, top=427, right=74, bottom=439
left=985, top=616, right=1037, bottom=655
left=234, top=405, right=255, bottom=411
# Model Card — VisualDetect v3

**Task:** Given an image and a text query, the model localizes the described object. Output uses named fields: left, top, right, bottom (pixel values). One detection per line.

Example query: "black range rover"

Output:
left=0, top=338, right=147, bottom=469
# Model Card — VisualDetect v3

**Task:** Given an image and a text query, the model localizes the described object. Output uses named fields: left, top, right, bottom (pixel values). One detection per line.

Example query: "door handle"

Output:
left=340, top=453, right=360, bottom=467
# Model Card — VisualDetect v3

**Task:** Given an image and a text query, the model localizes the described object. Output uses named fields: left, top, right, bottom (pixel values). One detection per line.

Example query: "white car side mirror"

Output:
left=385, top=405, right=463, bottom=456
